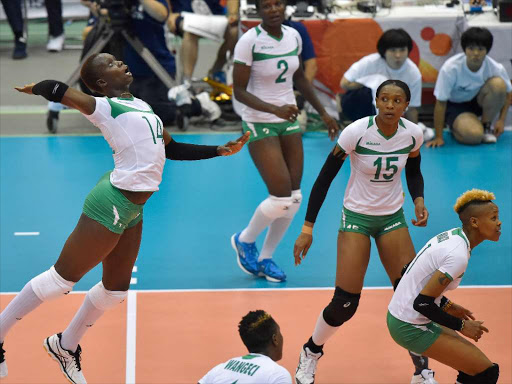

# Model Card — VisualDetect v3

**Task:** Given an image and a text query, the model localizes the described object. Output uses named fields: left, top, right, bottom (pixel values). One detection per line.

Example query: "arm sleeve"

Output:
left=413, top=293, right=463, bottom=330
left=234, top=31, right=253, bottom=66
left=343, top=58, right=365, bottom=82
left=405, top=154, right=424, bottom=202
left=165, top=139, right=219, bottom=161
left=305, top=149, right=345, bottom=223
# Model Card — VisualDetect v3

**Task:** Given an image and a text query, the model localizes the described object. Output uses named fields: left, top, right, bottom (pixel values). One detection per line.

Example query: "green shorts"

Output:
left=83, top=171, right=144, bottom=234
left=242, top=120, right=300, bottom=143
left=340, top=207, right=408, bottom=238
left=387, top=311, right=442, bottom=354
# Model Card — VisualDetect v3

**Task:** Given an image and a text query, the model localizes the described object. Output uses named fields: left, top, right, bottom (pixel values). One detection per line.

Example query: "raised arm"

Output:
left=162, top=129, right=250, bottom=160
left=15, top=81, right=96, bottom=115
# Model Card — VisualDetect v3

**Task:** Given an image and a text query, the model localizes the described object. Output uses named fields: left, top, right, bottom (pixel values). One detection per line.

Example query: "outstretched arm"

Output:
left=15, top=81, right=96, bottom=115
left=162, top=129, right=250, bottom=160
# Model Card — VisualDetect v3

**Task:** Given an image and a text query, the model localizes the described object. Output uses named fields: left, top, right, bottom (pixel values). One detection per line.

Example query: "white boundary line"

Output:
left=125, top=290, right=137, bottom=384
left=1, top=285, right=510, bottom=295
left=13, top=232, right=40, bottom=236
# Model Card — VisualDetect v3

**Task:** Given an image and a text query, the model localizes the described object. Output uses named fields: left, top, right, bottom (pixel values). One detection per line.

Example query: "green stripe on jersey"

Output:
left=368, top=116, right=374, bottom=128
left=255, top=25, right=261, bottom=35
left=354, top=137, right=416, bottom=155
left=252, top=46, right=298, bottom=61
left=107, top=98, right=154, bottom=119
left=451, top=228, right=469, bottom=248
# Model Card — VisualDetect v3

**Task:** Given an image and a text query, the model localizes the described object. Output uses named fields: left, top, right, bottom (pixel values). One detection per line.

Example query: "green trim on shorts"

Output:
left=83, top=171, right=144, bottom=234
left=387, top=311, right=442, bottom=354
left=242, top=120, right=300, bottom=143
left=340, top=207, right=408, bottom=238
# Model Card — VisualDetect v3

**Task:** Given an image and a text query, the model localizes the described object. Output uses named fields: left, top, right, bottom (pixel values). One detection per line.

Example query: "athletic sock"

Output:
left=258, top=216, right=292, bottom=261
left=311, top=311, right=339, bottom=346
left=409, top=350, right=429, bottom=375
left=304, top=336, right=323, bottom=354
left=239, top=204, right=274, bottom=243
left=61, top=293, right=104, bottom=352
left=0, top=281, right=43, bottom=342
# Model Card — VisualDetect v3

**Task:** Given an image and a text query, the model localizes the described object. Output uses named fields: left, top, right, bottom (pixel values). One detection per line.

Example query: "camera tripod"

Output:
left=46, top=15, right=176, bottom=133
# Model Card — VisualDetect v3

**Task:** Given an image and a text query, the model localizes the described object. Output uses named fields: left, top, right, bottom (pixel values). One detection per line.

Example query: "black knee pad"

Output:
left=457, top=364, right=499, bottom=384
left=322, top=287, right=360, bottom=327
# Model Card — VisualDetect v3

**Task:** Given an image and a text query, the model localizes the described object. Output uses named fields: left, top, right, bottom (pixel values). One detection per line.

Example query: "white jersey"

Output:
left=83, top=96, right=166, bottom=192
left=198, top=353, right=292, bottom=384
left=434, top=52, right=512, bottom=103
left=233, top=24, right=302, bottom=123
left=388, top=227, right=471, bottom=324
left=344, top=53, right=422, bottom=107
left=337, top=116, right=423, bottom=215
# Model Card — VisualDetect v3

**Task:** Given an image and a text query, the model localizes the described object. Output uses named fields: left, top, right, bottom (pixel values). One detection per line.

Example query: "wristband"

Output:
left=32, top=80, right=69, bottom=102
left=301, top=225, right=313, bottom=235
left=460, top=319, right=465, bottom=331
left=442, top=300, right=453, bottom=311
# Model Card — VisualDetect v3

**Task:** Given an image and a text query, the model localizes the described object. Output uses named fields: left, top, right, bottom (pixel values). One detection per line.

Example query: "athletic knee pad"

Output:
left=260, top=195, right=293, bottom=220
left=322, top=287, right=361, bottom=327
left=457, top=364, right=499, bottom=384
left=30, top=266, right=75, bottom=301
left=284, top=189, right=302, bottom=219
left=88, top=282, right=127, bottom=311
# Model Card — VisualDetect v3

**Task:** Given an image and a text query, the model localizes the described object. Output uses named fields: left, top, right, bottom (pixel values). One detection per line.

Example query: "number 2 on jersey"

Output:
left=275, top=60, right=288, bottom=83
left=142, top=116, right=164, bottom=144
left=372, top=156, right=398, bottom=182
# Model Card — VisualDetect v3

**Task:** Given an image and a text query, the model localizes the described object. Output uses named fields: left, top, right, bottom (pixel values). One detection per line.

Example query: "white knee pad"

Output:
left=182, top=12, right=228, bottom=41
left=285, top=189, right=302, bottom=219
left=260, top=195, right=294, bottom=220
left=88, top=282, right=127, bottom=311
left=30, top=266, right=75, bottom=302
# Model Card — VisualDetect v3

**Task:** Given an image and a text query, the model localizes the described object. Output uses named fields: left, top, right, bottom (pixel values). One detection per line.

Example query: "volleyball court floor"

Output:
left=0, top=131, right=510, bottom=384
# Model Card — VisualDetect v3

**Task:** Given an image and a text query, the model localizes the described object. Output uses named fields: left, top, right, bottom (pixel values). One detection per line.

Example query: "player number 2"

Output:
left=275, top=60, right=288, bottom=83
left=372, top=156, right=398, bottom=182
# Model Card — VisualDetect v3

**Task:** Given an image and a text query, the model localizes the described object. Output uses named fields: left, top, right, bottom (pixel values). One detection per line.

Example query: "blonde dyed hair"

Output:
left=249, top=312, right=272, bottom=330
left=454, top=189, right=495, bottom=214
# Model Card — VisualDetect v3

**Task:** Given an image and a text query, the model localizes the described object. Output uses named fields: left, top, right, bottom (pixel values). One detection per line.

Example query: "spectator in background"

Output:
left=123, top=0, right=219, bottom=128
left=1, top=0, right=27, bottom=59
left=167, top=0, right=239, bottom=85
left=340, top=29, right=421, bottom=124
left=427, top=27, right=512, bottom=147
left=1, top=0, right=65, bottom=59
left=45, top=0, right=65, bottom=52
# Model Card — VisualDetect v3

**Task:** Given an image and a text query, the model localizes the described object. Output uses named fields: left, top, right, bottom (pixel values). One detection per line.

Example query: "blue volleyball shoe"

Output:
left=258, top=259, right=286, bottom=282
left=231, top=232, right=259, bottom=276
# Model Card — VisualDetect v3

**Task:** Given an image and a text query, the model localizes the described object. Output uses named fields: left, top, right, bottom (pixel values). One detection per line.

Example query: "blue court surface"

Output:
left=1, top=132, right=511, bottom=292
